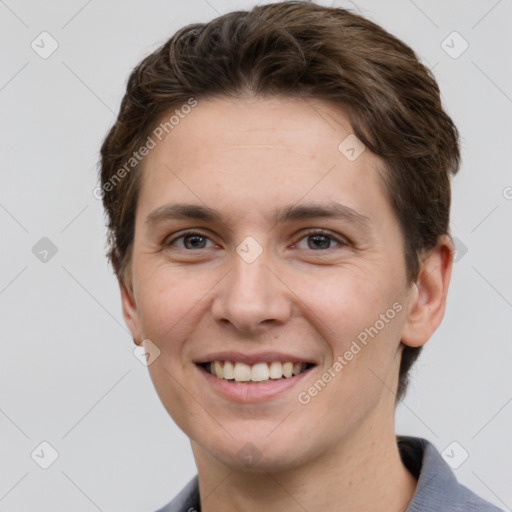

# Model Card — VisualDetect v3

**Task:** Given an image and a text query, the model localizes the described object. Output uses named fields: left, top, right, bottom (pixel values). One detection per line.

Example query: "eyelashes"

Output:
left=294, top=229, right=349, bottom=251
left=164, top=229, right=350, bottom=252
left=165, top=231, right=215, bottom=250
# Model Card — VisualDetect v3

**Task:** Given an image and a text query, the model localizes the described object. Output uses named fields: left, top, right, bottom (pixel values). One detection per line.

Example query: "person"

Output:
left=98, top=1, right=503, bottom=510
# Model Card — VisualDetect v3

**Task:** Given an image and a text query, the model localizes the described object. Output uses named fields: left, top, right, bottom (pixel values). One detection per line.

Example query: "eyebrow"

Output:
left=145, top=202, right=372, bottom=230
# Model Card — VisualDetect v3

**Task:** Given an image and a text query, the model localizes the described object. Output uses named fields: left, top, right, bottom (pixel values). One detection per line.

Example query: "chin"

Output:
left=194, top=425, right=319, bottom=474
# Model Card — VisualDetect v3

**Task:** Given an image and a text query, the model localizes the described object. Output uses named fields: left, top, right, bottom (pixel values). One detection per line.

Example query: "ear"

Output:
left=401, top=234, right=454, bottom=348
left=119, top=276, right=143, bottom=347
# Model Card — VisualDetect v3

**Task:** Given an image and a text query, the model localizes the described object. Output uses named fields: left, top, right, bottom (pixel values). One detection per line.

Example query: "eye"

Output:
left=164, top=229, right=349, bottom=252
left=293, top=230, right=348, bottom=251
left=165, top=230, right=216, bottom=250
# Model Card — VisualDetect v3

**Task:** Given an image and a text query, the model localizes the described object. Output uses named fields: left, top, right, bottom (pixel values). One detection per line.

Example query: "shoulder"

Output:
left=153, top=475, right=200, bottom=512
left=398, top=436, right=504, bottom=512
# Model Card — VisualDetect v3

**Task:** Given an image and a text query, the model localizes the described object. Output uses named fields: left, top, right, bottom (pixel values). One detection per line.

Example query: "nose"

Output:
left=211, top=247, right=293, bottom=334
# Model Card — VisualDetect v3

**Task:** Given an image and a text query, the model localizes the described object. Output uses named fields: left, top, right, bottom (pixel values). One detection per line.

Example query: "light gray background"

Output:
left=1, top=0, right=511, bottom=511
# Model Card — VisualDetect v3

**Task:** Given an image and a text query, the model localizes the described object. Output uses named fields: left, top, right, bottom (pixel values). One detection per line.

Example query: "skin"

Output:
left=120, top=95, right=453, bottom=512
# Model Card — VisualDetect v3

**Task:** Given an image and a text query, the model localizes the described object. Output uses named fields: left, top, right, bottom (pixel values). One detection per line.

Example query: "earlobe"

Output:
left=119, top=277, right=142, bottom=346
left=401, top=235, right=454, bottom=348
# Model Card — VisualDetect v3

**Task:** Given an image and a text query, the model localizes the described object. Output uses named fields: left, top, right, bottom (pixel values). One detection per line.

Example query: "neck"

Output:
left=192, top=421, right=417, bottom=512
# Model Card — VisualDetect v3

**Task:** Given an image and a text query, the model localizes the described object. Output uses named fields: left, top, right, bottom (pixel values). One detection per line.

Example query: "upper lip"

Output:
left=195, top=351, right=317, bottom=365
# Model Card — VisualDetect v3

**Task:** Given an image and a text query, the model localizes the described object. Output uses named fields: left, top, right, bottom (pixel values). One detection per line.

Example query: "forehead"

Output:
left=150, top=95, right=356, bottom=162
left=136, top=96, right=393, bottom=228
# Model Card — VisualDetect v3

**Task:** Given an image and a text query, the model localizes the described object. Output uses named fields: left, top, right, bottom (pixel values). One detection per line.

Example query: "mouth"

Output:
left=197, top=360, right=316, bottom=383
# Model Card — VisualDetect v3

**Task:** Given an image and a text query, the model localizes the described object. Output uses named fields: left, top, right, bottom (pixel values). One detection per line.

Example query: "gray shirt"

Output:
left=154, top=436, right=504, bottom=511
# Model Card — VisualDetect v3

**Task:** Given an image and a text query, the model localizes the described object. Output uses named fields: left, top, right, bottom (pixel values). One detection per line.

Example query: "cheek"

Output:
left=145, top=356, right=198, bottom=437
left=293, top=265, right=404, bottom=390
left=291, top=264, right=390, bottom=338
left=134, top=267, right=204, bottom=350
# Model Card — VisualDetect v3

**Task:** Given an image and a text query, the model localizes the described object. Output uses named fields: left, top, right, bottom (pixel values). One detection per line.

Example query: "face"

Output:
left=121, top=95, right=430, bottom=472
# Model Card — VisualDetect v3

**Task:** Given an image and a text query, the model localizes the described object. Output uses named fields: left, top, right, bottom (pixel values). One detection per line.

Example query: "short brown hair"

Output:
left=99, top=0, right=460, bottom=402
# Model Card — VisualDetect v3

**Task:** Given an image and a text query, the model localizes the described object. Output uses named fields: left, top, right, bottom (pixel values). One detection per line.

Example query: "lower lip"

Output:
left=197, top=365, right=314, bottom=402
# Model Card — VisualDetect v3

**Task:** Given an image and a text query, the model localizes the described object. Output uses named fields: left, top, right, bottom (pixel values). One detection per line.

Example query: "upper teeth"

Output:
left=208, top=361, right=308, bottom=382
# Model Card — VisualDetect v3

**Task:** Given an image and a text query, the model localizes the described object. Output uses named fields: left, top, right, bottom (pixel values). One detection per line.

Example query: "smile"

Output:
left=202, top=360, right=315, bottom=383
left=195, top=351, right=318, bottom=402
